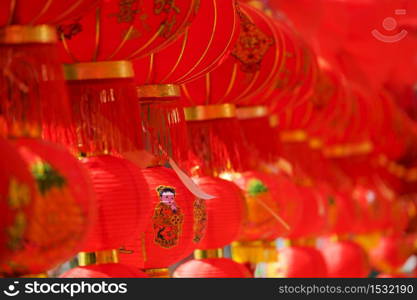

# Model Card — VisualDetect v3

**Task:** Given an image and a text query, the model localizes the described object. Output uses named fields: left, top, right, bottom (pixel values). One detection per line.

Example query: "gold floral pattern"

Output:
left=231, top=12, right=273, bottom=73
left=192, top=198, right=207, bottom=243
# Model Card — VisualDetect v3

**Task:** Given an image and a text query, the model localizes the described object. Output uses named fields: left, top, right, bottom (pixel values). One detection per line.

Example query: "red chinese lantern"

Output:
left=369, top=235, right=413, bottom=274
left=173, top=258, right=252, bottom=278
left=194, top=177, right=245, bottom=250
left=60, top=263, right=148, bottom=278
left=80, top=155, right=151, bottom=252
left=56, top=0, right=200, bottom=155
left=0, top=138, right=35, bottom=270
left=180, top=2, right=283, bottom=174
left=275, top=246, right=328, bottom=278
left=0, top=25, right=75, bottom=145
left=118, top=167, right=197, bottom=277
left=133, top=0, right=239, bottom=164
left=0, top=1, right=99, bottom=26
left=0, top=138, right=94, bottom=276
left=321, top=240, right=370, bottom=278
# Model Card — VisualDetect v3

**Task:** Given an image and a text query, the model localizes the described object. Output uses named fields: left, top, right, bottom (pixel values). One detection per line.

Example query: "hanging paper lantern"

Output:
left=0, top=0, right=99, bottom=26
left=0, top=138, right=35, bottom=268
left=321, top=240, right=370, bottom=278
left=173, top=258, right=252, bottom=278
left=274, top=246, right=328, bottom=278
left=180, top=2, right=283, bottom=174
left=118, top=167, right=196, bottom=277
left=60, top=263, right=148, bottom=278
left=194, top=177, right=244, bottom=250
left=80, top=155, right=151, bottom=252
left=369, top=235, right=414, bottom=274
left=56, top=0, right=200, bottom=155
left=0, top=25, right=74, bottom=145
left=133, top=0, right=239, bottom=164
left=0, top=138, right=94, bottom=276
left=58, top=0, right=200, bottom=62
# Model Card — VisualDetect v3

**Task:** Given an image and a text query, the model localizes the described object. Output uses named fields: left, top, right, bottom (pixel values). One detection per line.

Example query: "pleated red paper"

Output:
left=276, top=246, right=328, bottom=278
left=0, top=138, right=35, bottom=269
left=321, top=240, right=370, bottom=278
left=173, top=258, right=252, bottom=278
left=118, top=167, right=195, bottom=269
left=0, top=138, right=94, bottom=276
left=194, top=177, right=245, bottom=249
left=0, top=0, right=99, bottom=26
left=80, top=155, right=151, bottom=252
left=60, top=263, right=148, bottom=278
left=133, top=0, right=239, bottom=85
left=58, top=0, right=200, bottom=62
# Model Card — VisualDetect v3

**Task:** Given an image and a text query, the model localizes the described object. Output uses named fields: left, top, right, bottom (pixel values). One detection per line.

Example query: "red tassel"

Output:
left=0, top=29, right=74, bottom=145
left=140, top=98, right=189, bottom=166
left=186, top=118, right=246, bottom=176
left=239, top=116, right=279, bottom=168
left=66, top=78, right=142, bottom=155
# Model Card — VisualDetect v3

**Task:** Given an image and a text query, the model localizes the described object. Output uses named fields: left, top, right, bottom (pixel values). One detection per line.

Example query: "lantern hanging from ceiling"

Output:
left=0, top=138, right=35, bottom=270
left=133, top=0, right=239, bottom=166
left=180, top=2, right=282, bottom=175
left=118, top=167, right=198, bottom=278
left=0, top=138, right=95, bottom=277
left=56, top=0, right=200, bottom=155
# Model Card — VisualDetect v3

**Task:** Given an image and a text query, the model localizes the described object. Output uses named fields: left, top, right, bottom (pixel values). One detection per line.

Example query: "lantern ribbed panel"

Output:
left=277, top=246, right=328, bottom=278
left=0, top=0, right=99, bottom=26
left=118, top=167, right=195, bottom=269
left=58, top=0, right=200, bottom=62
left=194, top=177, right=245, bottom=249
left=133, top=0, right=239, bottom=85
left=60, top=263, right=148, bottom=278
left=0, top=138, right=35, bottom=274
left=321, top=240, right=370, bottom=278
left=173, top=258, right=252, bottom=278
left=80, top=155, right=151, bottom=252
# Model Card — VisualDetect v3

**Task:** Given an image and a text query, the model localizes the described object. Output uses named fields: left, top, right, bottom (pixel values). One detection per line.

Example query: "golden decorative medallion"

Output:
left=152, top=185, right=184, bottom=248
left=231, top=12, right=273, bottom=73
left=192, top=198, right=207, bottom=243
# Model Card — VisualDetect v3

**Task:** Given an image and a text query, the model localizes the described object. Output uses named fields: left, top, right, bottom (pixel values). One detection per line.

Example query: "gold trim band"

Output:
left=78, top=249, right=119, bottom=267
left=280, top=130, right=308, bottom=142
left=143, top=268, right=170, bottom=278
left=64, top=61, right=134, bottom=80
left=323, top=141, right=373, bottom=158
left=236, top=106, right=268, bottom=120
left=194, top=249, right=224, bottom=259
left=184, top=104, right=236, bottom=121
left=0, top=25, right=57, bottom=44
left=137, top=84, right=181, bottom=99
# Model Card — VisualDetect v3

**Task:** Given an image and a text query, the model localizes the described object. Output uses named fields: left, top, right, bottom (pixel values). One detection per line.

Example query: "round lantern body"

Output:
left=80, top=155, right=151, bottom=252
left=275, top=246, right=328, bottom=278
left=0, top=138, right=94, bottom=276
left=0, top=138, right=35, bottom=272
left=233, top=171, right=303, bottom=241
left=194, top=177, right=245, bottom=250
left=321, top=240, right=370, bottom=278
left=133, top=0, right=239, bottom=85
left=118, top=167, right=196, bottom=271
left=58, top=0, right=200, bottom=62
left=369, top=235, right=413, bottom=274
left=0, top=0, right=99, bottom=26
left=60, top=263, right=148, bottom=278
left=173, top=258, right=252, bottom=278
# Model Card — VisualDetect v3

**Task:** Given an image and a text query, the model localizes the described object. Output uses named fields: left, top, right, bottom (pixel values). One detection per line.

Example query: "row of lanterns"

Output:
left=0, top=0, right=416, bottom=278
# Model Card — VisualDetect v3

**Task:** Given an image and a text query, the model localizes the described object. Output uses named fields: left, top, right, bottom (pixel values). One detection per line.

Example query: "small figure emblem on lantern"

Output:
left=152, top=186, right=184, bottom=248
